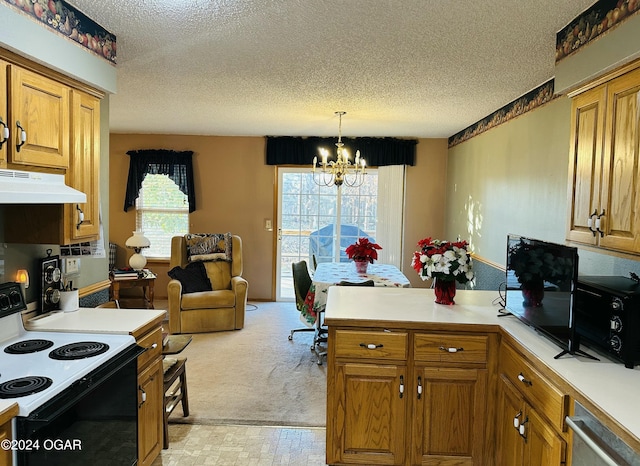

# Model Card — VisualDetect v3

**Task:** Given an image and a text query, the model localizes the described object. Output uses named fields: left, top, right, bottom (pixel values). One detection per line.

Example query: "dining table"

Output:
left=300, top=261, right=411, bottom=326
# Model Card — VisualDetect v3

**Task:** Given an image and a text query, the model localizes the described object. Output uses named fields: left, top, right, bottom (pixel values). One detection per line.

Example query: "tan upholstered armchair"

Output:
left=167, top=235, right=248, bottom=333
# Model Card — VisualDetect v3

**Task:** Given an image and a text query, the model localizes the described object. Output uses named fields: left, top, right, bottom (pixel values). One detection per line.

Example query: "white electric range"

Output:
left=0, top=281, right=142, bottom=465
left=0, top=282, right=136, bottom=416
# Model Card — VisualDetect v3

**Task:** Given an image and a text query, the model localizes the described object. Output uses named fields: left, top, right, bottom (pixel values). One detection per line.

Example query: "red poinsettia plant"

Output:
left=345, top=238, right=382, bottom=264
left=412, top=237, right=474, bottom=283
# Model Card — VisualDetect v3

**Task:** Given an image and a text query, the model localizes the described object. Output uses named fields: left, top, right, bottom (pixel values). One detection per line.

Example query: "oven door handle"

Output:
left=565, top=416, right=619, bottom=466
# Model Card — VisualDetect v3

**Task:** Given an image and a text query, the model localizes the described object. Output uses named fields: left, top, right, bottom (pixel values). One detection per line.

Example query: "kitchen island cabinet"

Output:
left=329, top=329, right=408, bottom=464
left=324, top=287, right=640, bottom=466
left=26, top=307, right=166, bottom=466
left=327, top=324, right=495, bottom=465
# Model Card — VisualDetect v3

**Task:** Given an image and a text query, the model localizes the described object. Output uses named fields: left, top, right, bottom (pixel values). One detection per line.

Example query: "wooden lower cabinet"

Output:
left=0, top=419, right=12, bottom=466
left=135, top=324, right=164, bottom=466
left=411, top=367, right=487, bottom=465
left=496, top=344, right=567, bottom=466
left=138, top=358, right=164, bottom=466
left=327, top=329, right=491, bottom=466
left=331, top=362, right=407, bottom=465
left=496, top=376, right=565, bottom=465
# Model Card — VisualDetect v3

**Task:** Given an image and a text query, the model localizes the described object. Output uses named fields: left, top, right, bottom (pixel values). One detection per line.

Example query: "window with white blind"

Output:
left=135, top=174, right=189, bottom=259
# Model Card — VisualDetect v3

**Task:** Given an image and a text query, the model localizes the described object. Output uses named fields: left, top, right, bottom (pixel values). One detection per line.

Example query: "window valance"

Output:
left=266, top=136, right=417, bottom=166
left=124, top=149, right=196, bottom=213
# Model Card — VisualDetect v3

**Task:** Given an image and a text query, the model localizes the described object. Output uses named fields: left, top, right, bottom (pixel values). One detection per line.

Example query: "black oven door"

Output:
left=16, top=344, right=144, bottom=466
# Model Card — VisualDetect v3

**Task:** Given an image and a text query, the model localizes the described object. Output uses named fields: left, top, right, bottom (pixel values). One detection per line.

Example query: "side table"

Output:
left=109, top=272, right=156, bottom=309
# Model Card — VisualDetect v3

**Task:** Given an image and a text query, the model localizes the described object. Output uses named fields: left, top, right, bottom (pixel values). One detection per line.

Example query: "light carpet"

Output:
left=167, top=301, right=327, bottom=427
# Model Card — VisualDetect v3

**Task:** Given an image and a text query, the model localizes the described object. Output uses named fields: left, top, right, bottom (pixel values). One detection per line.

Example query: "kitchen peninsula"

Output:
left=324, top=286, right=640, bottom=465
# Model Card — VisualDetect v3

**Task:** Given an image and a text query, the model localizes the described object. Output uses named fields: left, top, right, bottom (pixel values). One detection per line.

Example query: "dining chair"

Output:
left=289, top=261, right=316, bottom=342
left=313, top=279, right=376, bottom=365
left=338, top=280, right=375, bottom=287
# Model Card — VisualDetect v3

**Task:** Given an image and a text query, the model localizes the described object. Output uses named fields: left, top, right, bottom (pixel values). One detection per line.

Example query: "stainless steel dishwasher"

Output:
left=566, top=401, right=640, bottom=466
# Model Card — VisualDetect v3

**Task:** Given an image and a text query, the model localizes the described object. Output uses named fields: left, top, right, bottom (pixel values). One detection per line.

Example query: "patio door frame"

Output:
left=275, top=167, right=378, bottom=301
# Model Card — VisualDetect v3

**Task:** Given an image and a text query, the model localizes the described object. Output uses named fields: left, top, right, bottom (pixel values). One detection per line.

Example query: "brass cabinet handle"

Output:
left=417, top=376, right=422, bottom=399
left=399, top=375, right=404, bottom=399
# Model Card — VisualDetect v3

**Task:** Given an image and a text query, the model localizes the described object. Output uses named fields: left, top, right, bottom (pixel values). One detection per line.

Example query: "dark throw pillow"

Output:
left=168, top=262, right=213, bottom=294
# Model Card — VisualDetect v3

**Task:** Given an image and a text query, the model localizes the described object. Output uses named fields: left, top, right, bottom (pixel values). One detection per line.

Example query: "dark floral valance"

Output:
left=124, top=149, right=196, bottom=213
left=266, top=136, right=416, bottom=166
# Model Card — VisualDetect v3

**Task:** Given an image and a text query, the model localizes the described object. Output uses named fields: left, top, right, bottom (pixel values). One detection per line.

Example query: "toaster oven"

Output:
left=574, top=275, right=640, bottom=369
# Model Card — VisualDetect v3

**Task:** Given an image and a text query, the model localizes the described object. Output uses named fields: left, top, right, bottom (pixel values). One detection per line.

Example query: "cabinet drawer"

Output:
left=414, top=333, right=488, bottom=364
left=334, top=330, right=408, bottom=360
left=137, top=326, right=163, bottom=370
left=500, top=344, right=567, bottom=432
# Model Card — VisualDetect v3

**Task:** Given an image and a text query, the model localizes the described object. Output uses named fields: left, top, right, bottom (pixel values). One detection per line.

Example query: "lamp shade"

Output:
left=125, top=231, right=151, bottom=249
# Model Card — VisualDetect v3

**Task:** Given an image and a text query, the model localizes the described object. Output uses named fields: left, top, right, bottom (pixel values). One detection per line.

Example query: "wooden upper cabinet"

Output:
left=599, top=67, right=640, bottom=252
left=9, top=66, right=69, bottom=169
left=0, top=60, right=7, bottom=168
left=567, top=85, right=606, bottom=245
left=65, top=90, right=100, bottom=242
left=567, top=62, right=640, bottom=255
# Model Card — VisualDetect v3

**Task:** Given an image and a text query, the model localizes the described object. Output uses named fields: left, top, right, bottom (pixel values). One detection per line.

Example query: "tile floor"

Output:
left=150, top=299, right=327, bottom=465
left=152, top=423, right=327, bottom=465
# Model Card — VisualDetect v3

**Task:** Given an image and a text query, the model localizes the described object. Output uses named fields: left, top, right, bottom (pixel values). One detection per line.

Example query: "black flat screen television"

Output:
left=504, top=234, right=585, bottom=358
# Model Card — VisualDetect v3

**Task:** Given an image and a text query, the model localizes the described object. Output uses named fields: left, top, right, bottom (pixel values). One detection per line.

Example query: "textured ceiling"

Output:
left=68, top=0, right=595, bottom=138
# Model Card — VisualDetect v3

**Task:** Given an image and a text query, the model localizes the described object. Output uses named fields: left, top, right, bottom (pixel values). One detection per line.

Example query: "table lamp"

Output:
left=125, top=231, right=150, bottom=270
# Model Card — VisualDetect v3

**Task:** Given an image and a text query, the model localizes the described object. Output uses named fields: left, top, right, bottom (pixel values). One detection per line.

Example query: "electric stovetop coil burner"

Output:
left=4, top=339, right=54, bottom=354
left=49, top=341, right=110, bottom=360
left=0, top=376, right=53, bottom=399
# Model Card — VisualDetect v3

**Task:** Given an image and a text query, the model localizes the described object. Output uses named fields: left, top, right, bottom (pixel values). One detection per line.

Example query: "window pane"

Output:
left=136, top=174, right=189, bottom=259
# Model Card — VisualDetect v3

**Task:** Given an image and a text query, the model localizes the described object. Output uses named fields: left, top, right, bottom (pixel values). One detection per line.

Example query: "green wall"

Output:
left=446, top=97, right=572, bottom=265
left=446, top=10, right=640, bottom=285
left=445, top=95, right=640, bottom=283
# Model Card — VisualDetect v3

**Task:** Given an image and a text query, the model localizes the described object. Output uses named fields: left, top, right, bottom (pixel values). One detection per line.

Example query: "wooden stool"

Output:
left=163, top=357, right=189, bottom=449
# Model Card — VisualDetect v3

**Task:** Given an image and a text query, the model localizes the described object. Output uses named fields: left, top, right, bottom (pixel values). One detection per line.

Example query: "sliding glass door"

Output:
left=276, top=167, right=378, bottom=300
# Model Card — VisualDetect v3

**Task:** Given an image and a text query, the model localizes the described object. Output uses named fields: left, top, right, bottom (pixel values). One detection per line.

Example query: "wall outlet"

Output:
left=64, top=258, right=81, bottom=275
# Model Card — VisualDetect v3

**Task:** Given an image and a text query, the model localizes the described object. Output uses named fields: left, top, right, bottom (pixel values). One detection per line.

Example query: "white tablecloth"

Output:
left=300, top=262, right=411, bottom=326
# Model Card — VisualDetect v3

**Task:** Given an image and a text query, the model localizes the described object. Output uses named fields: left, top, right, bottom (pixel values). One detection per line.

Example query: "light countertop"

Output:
left=325, top=287, right=640, bottom=444
left=25, top=307, right=166, bottom=338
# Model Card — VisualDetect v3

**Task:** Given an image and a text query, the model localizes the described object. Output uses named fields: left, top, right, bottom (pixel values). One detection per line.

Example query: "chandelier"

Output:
left=312, top=111, right=366, bottom=187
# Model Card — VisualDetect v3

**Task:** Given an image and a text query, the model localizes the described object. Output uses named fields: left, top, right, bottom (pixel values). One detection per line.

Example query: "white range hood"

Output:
left=0, top=168, right=86, bottom=204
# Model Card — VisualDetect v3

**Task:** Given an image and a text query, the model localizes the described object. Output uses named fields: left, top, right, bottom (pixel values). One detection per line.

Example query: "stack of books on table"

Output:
left=111, top=268, right=141, bottom=280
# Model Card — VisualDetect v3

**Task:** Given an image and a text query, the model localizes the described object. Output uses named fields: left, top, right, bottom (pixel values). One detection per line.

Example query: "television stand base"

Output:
left=554, top=348, right=599, bottom=361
